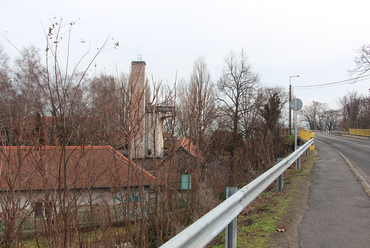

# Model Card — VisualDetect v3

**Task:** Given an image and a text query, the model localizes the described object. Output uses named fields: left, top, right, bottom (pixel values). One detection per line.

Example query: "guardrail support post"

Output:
left=226, top=187, right=238, bottom=248
left=296, top=146, right=301, bottom=169
left=277, top=158, right=284, bottom=192
left=305, top=148, right=308, bottom=156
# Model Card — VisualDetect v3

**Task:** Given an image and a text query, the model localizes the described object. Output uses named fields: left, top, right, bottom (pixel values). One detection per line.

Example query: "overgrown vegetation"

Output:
left=207, top=149, right=315, bottom=248
left=0, top=15, right=348, bottom=247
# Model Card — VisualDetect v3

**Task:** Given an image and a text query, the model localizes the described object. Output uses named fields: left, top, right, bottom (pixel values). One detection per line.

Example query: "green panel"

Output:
left=181, top=174, right=192, bottom=190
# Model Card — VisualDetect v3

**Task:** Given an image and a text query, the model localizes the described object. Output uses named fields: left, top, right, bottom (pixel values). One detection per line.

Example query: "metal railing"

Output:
left=349, top=128, right=370, bottom=137
left=160, top=138, right=314, bottom=248
left=299, top=130, right=315, bottom=151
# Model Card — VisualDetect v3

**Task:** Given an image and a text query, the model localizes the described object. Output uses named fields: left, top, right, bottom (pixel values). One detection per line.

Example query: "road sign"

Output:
left=290, top=98, right=303, bottom=111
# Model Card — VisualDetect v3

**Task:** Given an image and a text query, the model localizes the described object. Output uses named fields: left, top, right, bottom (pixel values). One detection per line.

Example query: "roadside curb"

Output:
left=341, top=134, right=369, bottom=140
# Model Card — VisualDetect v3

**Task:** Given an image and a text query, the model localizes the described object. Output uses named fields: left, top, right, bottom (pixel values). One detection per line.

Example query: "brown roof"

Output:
left=0, top=146, right=156, bottom=191
left=176, top=137, right=204, bottom=163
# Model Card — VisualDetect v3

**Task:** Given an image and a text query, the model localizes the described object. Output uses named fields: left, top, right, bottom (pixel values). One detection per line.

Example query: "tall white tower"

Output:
left=129, top=61, right=146, bottom=159
left=129, top=61, right=174, bottom=159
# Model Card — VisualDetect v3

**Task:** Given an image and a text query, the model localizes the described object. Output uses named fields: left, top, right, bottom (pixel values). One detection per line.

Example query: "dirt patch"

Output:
left=241, top=218, right=253, bottom=227
left=256, top=206, right=268, bottom=213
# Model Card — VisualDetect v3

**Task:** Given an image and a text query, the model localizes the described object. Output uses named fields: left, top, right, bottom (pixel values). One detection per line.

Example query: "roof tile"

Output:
left=0, top=146, right=156, bottom=191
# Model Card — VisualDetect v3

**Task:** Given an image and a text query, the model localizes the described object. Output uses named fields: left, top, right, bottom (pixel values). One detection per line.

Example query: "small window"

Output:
left=34, top=202, right=43, bottom=218
left=181, top=174, right=192, bottom=190
left=34, top=201, right=53, bottom=218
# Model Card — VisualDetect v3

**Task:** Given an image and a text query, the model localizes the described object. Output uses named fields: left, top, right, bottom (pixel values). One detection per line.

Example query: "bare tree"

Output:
left=350, top=44, right=370, bottom=77
left=300, top=101, right=329, bottom=131
left=0, top=17, right=120, bottom=247
left=175, top=79, right=191, bottom=138
left=0, top=43, right=10, bottom=83
left=325, top=109, right=341, bottom=131
left=338, top=91, right=370, bottom=130
left=217, top=49, right=259, bottom=154
left=176, top=57, right=216, bottom=160
left=215, top=49, right=260, bottom=185
left=338, top=92, right=360, bottom=130
left=12, top=46, right=48, bottom=146
left=0, top=44, right=15, bottom=145
left=189, top=57, right=216, bottom=152
left=233, top=86, right=288, bottom=173
left=87, top=73, right=128, bottom=146
left=41, top=18, right=119, bottom=247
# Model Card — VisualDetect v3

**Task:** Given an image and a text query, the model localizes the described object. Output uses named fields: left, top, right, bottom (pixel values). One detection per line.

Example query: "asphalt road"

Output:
left=314, top=132, right=370, bottom=185
left=298, top=135, right=370, bottom=248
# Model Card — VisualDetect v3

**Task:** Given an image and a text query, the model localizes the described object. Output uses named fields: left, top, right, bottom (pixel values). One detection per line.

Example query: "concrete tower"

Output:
left=129, top=61, right=146, bottom=159
left=129, top=60, right=174, bottom=159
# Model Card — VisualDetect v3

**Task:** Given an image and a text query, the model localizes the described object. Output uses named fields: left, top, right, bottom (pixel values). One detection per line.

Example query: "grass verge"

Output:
left=208, top=150, right=316, bottom=248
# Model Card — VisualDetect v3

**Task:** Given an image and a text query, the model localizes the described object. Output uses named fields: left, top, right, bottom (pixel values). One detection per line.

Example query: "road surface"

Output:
left=298, top=134, right=370, bottom=247
left=314, top=132, right=370, bottom=185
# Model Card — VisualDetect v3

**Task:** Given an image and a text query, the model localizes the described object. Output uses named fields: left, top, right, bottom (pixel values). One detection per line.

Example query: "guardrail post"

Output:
left=277, top=158, right=284, bottom=192
left=305, top=147, right=308, bottom=156
left=296, top=146, right=301, bottom=169
left=225, top=187, right=238, bottom=248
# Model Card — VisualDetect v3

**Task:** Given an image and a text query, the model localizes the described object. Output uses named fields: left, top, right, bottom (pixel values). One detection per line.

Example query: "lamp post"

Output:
left=289, top=75, right=299, bottom=135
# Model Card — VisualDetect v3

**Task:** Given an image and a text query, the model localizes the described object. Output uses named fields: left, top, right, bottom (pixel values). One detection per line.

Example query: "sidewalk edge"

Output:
left=318, top=140, right=370, bottom=196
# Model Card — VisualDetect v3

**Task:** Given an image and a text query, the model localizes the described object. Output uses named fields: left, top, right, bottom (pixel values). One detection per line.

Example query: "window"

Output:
left=34, top=201, right=53, bottom=218
left=130, top=196, right=140, bottom=202
left=34, top=202, right=43, bottom=218
left=181, top=173, right=192, bottom=190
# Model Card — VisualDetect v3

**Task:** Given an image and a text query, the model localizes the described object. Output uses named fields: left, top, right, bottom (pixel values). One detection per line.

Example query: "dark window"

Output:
left=35, top=201, right=52, bottom=218
left=34, top=202, right=43, bottom=217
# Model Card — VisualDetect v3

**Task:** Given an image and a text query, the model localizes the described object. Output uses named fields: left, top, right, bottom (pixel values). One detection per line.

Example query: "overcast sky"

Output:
left=1, top=0, right=370, bottom=109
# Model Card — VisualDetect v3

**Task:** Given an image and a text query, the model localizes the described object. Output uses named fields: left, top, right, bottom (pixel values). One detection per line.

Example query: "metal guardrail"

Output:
left=160, top=138, right=314, bottom=248
left=349, top=128, right=370, bottom=137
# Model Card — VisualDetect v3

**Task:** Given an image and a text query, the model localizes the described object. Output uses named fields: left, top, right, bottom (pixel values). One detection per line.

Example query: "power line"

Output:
left=294, top=75, right=370, bottom=90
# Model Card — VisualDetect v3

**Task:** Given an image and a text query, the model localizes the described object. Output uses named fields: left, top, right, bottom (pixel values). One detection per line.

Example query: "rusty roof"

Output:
left=0, top=146, right=156, bottom=191
left=176, top=137, right=204, bottom=163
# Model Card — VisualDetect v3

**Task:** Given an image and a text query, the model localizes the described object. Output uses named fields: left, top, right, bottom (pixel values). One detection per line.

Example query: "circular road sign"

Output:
left=290, top=98, right=303, bottom=111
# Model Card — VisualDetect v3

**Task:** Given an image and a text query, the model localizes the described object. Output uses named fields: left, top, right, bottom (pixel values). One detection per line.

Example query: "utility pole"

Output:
left=289, top=84, right=291, bottom=135
left=289, top=75, right=299, bottom=134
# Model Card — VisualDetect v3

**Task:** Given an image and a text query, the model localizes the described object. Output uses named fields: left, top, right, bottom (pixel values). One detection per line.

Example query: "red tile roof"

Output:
left=0, top=146, right=156, bottom=191
left=176, top=137, right=204, bottom=163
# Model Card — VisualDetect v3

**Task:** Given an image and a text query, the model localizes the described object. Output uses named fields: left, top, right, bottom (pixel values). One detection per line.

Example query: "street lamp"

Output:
left=289, top=75, right=299, bottom=135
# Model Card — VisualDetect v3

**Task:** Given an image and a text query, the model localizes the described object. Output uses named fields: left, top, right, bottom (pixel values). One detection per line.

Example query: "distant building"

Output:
left=148, top=136, right=204, bottom=190
left=129, top=61, right=174, bottom=159
left=0, top=145, right=157, bottom=217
